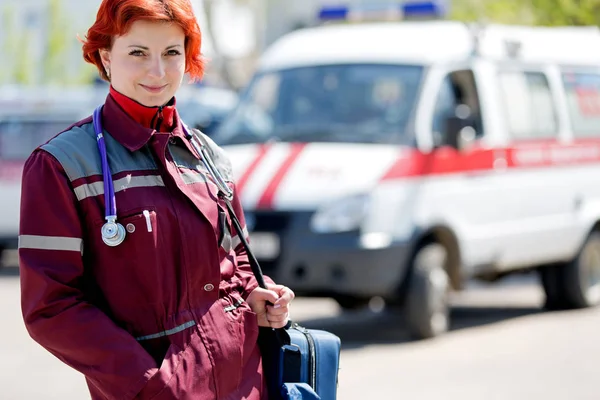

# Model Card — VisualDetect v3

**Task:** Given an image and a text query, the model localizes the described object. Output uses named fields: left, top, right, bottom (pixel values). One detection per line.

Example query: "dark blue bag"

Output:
left=223, top=199, right=341, bottom=399
left=258, top=322, right=341, bottom=400
left=189, top=134, right=341, bottom=399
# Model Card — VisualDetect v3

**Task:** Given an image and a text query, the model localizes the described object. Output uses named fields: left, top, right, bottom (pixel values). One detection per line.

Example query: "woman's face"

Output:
left=100, top=20, right=186, bottom=107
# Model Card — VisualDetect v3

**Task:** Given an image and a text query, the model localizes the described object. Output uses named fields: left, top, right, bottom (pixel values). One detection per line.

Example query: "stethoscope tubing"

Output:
left=93, top=105, right=233, bottom=247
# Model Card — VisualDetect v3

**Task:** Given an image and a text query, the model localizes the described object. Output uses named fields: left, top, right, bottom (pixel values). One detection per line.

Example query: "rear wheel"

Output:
left=405, top=243, right=450, bottom=339
left=540, top=232, right=600, bottom=309
left=0, top=246, right=5, bottom=270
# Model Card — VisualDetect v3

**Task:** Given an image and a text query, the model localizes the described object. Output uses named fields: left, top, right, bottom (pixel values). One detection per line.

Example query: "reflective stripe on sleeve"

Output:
left=74, top=175, right=165, bottom=201
left=19, top=235, right=83, bottom=253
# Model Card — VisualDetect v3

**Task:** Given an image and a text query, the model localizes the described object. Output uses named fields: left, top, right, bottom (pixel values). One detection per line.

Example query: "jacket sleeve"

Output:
left=230, top=182, right=275, bottom=299
left=19, top=150, right=158, bottom=400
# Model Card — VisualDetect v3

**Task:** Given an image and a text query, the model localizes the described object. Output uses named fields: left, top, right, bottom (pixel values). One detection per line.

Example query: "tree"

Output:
left=44, top=0, right=70, bottom=84
left=450, top=0, right=534, bottom=25
left=450, top=0, right=600, bottom=26
left=527, top=0, right=600, bottom=26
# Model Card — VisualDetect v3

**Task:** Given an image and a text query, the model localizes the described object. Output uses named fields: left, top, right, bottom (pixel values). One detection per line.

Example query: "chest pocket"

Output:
left=120, top=209, right=158, bottom=245
left=89, top=207, right=168, bottom=313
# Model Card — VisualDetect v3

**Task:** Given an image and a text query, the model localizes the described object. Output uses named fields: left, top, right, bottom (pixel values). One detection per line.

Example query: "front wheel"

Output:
left=405, top=243, right=450, bottom=339
left=540, top=232, right=600, bottom=309
left=333, top=295, right=370, bottom=311
left=0, top=246, right=5, bottom=270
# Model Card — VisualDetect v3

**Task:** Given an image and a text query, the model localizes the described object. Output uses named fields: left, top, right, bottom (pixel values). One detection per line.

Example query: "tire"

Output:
left=539, top=263, right=569, bottom=310
left=334, top=295, right=370, bottom=311
left=405, top=243, right=450, bottom=339
left=0, top=246, right=5, bottom=270
left=563, top=232, right=600, bottom=308
left=540, top=232, right=600, bottom=309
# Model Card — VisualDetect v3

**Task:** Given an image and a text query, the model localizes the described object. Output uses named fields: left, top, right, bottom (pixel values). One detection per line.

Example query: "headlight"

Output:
left=310, top=193, right=369, bottom=233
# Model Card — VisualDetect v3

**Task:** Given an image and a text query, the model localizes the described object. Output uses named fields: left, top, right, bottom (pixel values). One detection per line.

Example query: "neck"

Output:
left=109, top=86, right=176, bottom=131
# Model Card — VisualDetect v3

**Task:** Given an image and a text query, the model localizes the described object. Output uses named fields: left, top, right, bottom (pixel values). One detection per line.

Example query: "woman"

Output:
left=18, top=0, right=294, bottom=399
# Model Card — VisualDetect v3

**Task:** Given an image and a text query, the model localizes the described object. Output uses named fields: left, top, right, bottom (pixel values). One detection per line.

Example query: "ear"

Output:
left=99, top=49, right=111, bottom=72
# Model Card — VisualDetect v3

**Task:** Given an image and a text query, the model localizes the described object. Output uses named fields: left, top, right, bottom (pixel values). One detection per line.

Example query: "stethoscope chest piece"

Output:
left=101, top=217, right=126, bottom=247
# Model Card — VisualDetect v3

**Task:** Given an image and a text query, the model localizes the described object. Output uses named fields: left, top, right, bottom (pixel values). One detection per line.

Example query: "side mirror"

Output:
left=441, top=105, right=477, bottom=151
left=443, top=117, right=473, bottom=149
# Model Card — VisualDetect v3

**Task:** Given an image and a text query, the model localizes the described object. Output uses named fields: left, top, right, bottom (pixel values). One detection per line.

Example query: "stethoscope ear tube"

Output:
left=184, top=126, right=234, bottom=201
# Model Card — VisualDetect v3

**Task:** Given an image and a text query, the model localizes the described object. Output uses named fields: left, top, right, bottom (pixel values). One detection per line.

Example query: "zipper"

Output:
left=294, top=323, right=316, bottom=389
left=152, top=106, right=164, bottom=131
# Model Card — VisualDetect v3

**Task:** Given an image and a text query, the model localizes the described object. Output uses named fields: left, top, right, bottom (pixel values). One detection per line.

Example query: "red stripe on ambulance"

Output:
left=381, top=139, right=600, bottom=180
left=0, top=161, right=25, bottom=182
left=257, top=143, right=307, bottom=209
left=236, top=143, right=271, bottom=194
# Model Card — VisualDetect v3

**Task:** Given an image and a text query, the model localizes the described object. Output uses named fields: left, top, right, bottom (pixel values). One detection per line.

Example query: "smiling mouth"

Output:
left=140, top=84, right=167, bottom=93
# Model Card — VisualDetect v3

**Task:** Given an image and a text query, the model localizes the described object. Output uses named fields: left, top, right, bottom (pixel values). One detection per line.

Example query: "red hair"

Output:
left=81, top=0, right=205, bottom=82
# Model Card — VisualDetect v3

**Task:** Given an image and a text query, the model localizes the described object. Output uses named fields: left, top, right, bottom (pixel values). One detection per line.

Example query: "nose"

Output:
left=148, top=56, right=166, bottom=79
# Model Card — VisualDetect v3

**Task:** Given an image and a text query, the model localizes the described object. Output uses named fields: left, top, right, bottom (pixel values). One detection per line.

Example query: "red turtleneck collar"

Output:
left=109, top=86, right=177, bottom=132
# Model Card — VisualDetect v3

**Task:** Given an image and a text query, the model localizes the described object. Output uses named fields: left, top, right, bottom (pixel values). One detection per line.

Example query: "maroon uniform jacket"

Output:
left=19, top=93, right=272, bottom=399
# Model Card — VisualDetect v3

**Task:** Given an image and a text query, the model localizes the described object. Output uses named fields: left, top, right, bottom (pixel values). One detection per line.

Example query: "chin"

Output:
left=140, top=95, right=171, bottom=108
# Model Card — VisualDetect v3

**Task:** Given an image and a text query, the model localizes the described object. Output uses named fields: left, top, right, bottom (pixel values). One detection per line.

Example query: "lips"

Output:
left=140, top=84, right=167, bottom=93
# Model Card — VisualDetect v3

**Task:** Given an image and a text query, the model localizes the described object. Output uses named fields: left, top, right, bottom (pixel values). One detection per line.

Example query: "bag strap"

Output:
left=222, top=198, right=269, bottom=290
left=185, top=128, right=270, bottom=290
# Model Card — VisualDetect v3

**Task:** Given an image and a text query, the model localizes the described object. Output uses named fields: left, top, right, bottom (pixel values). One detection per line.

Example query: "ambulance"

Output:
left=0, top=86, right=106, bottom=267
left=214, top=2, right=600, bottom=339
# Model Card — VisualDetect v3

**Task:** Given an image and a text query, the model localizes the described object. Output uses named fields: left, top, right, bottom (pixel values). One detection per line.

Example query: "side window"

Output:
left=0, top=119, right=72, bottom=160
left=431, top=69, right=484, bottom=140
left=498, top=71, right=558, bottom=139
left=561, top=71, right=600, bottom=137
left=432, top=77, right=457, bottom=138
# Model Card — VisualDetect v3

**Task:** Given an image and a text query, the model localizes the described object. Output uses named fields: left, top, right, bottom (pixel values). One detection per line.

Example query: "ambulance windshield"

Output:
left=214, top=64, right=423, bottom=145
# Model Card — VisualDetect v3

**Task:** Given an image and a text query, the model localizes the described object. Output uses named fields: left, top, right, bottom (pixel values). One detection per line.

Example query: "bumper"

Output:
left=247, top=211, right=413, bottom=298
left=0, top=236, right=17, bottom=250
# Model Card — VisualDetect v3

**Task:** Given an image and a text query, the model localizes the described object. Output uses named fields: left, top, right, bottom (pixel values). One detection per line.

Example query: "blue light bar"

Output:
left=318, top=6, right=349, bottom=21
left=318, top=1, right=449, bottom=21
left=403, top=0, right=447, bottom=17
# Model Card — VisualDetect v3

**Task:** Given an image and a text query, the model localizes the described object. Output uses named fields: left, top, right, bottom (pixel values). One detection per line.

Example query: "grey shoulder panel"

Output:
left=41, top=122, right=157, bottom=182
left=41, top=122, right=100, bottom=182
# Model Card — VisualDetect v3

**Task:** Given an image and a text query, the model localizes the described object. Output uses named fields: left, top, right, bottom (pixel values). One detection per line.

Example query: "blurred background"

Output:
left=3, top=0, right=600, bottom=399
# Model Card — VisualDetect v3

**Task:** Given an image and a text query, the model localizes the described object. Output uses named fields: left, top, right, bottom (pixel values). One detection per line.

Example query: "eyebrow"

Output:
left=128, top=45, right=183, bottom=50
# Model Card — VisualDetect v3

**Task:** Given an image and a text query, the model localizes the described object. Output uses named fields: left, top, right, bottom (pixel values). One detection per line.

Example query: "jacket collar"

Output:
left=102, top=93, right=186, bottom=152
left=109, top=86, right=176, bottom=132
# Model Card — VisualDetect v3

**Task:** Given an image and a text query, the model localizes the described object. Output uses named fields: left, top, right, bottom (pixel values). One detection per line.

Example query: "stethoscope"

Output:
left=93, top=105, right=233, bottom=247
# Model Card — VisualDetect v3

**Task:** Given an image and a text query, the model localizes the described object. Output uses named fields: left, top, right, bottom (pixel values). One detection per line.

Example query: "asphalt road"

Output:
left=1, top=250, right=599, bottom=399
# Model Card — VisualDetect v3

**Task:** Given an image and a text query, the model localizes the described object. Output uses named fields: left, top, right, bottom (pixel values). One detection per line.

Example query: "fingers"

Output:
left=267, top=284, right=295, bottom=307
left=265, top=285, right=294, bottom=328
left=266, top=307, right=289, bottom=328
left=247, top=284, right=295, bottom=328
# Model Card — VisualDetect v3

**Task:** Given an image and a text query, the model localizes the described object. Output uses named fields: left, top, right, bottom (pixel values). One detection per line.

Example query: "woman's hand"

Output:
left=246, top=284, right=295, bottom=328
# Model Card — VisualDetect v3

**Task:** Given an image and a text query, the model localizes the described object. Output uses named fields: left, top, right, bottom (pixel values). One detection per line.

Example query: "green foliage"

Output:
left=44, top=0, right=70, bottom=84
left=450, top=0, right=600, bottom=26
left=14, top=30, right=35, bottom=85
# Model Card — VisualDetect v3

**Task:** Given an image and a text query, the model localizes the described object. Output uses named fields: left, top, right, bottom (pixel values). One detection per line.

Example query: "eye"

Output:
left=166, top=49, right=182, bottom=56
left=128, top=50, right=145, bottom=56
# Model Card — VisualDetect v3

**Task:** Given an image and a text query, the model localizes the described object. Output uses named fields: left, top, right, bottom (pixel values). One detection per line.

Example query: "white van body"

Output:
left=215, top=21, right=600, bottom=338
